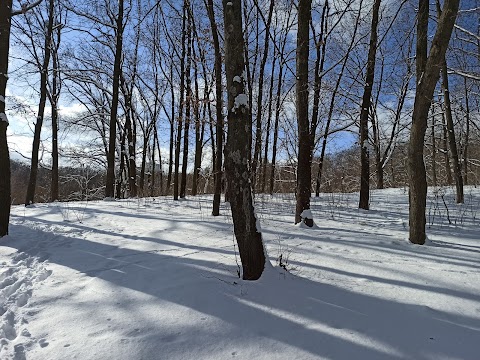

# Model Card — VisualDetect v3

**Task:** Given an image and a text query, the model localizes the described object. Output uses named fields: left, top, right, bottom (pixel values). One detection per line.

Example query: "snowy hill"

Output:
left=1, top=188, right=479, bottom=359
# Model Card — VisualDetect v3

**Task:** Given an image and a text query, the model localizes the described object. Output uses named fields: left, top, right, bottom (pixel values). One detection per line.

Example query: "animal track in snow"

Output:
left=0, top=252, right=52, bottom=360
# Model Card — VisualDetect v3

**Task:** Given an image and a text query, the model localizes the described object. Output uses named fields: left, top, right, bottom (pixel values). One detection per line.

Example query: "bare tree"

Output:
left=358, top=0, right=381, bottom=210
left=25, top=0, right=55, bottom=205
left=223, top=0, right=266, bottom=280
left=408, top=0, right=459, bottom=245
left=105, top=0, right=125, bottom=198
left=295, top=0, right=314, bottom=226
left=0, top=0, right=42, bottom=236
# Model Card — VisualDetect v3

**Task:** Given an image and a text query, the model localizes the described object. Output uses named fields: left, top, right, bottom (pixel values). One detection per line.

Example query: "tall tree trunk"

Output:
left=269, top=56, right=283, bottom=195
left=463, top=78, right=470, bottom=185
left=207, top=0, right=224, bottom=216
left=408, top=0, right=459, bottom=245
left=50, top=19, right=61, bottom=202
left=442, top=109, right=453, bottom=185
left=437, top=0, right=463, bottom=203
left=260, top=51, right=276, bottom=194
left=251, top=0, right=274, bottom=191
left=116, top=129, right=127, bottom=199
left=431, top=105, right=437, bottom=187
left=174, top=1, right=188, bottom=200
left=25, top=0, right=55, bottom=205
left=441, top=61, right=463, bottom=203
left=223, top=0, right=266, bottom=280
left=180, top=6, right=192, bottom=199
left=295, top=0, right=314, bottom=226
left=0, top=0, right=13, bottom=236
left=105, top=0, right=124, bottom=199
left=166, top=61, right=175, bottom=194
left=192, top=41, right=203, bottom=196
left=358, top=0, right=381, bottom=210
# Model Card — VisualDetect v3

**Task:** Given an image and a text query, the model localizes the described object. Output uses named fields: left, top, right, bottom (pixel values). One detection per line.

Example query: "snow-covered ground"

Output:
left=1, top=187, right=479, bottom=360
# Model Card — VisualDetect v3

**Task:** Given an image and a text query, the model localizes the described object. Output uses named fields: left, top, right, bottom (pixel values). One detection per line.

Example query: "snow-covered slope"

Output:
left=1, top=187, right=479, bottom=359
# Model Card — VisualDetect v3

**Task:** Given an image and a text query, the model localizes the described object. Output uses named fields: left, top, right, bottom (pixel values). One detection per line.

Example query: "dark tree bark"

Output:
left=180, top=5, right=192, bottom=199
left=431, top=105, right=437, bottom=187
left=441, top=61, right=464, bottom=203
left=269, top=54, right=283, bottom=195
left=358, top=0, right=381, bottom=210
left=166, top=60, right=175, bottom=194
left=206, top=0, right=224, bottom=216
left=25, top=0, right=55, bottom=205
left=0, top=1, right=42, bottom=233
left=260, top=49, right=276, bottom=194
left=223, top=0, right=266, bottom=280
left=408, top=0, right=459, bottom=245
left=105, top=0, right=124, bottom=199
left=50, top=15, right=61, bottom=202
left=436, top=0, right=463, bottom=203
left=0, top=0, right=13, bottom=236
left=463, top=78, right=470, bottom=185
left=442, top=109, right=453, bottom=185
left=295, top=0, right=314, bottom=226
left=174, top=1, right=188, bottom=200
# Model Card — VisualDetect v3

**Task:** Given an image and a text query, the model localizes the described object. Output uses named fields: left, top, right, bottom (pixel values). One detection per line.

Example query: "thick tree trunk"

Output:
left=25, top=0, right=55, bottom=205
left=358, top=0, right=381, bottom=210
left=295, top=0, right=314, bottom=227
left=105, top=0, right=124, bottom=199
left=0, top=0, right=12, bottom=236
left=223, top=0, right=266, bottom=280
left=408, top=0, right=459, bottom=245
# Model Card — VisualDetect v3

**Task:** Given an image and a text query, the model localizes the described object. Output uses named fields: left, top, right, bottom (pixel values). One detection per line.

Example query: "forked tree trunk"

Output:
left=408, top=0, right=459, bottom=245
left=223, top=0, right=266, bottom=280
left=25, top=0, right=55, bottom=205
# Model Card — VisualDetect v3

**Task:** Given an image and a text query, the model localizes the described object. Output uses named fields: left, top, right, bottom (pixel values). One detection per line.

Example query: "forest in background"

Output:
left=0, top=0, right=478, bottom=256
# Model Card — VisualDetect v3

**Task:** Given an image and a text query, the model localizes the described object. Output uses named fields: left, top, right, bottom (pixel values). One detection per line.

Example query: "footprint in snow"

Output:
left=38, top=338, right=49, bottom=348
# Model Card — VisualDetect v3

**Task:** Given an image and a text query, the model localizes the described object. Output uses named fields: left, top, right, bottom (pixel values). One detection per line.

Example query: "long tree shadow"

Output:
left=4, top=222, right=479, bottom=360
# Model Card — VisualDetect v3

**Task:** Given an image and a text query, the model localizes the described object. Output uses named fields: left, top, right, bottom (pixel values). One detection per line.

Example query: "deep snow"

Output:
left=1, top=187, right=479, bottom=359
